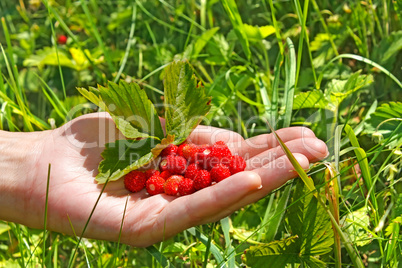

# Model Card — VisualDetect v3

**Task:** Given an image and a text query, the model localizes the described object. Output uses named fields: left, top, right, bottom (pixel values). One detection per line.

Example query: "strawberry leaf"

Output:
left=77, top=61, right=211, bottom=184
left=77, top=80, right=164, bottom=140
left=164, top=61, right=211, bottom=145
left=95, top=138, right=158, bottom=183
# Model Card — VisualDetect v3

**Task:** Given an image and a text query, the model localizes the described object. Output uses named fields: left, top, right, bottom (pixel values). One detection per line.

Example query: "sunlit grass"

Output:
left=0, top=0, right=401, bottom=267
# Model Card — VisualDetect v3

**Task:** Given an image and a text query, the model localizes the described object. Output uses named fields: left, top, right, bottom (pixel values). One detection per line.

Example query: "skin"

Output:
left=0, top=112, right=328, bottom=247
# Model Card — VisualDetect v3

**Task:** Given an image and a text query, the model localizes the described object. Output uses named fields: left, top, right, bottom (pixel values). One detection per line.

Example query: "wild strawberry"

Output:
left=229, top=155, right=246, bottom=174
left=144, top=169, right=160, bottom=179
left=178, top=178, right=195, bottom=196
left=159, top=155, right=187, bottom=174
left=193, top=169, right=212, bottom=190
left=177, top=143, right=187, bottom=157
left=146, top=175, right=165, bottom=195
left=184, top=163, right=200, bottom=180
left=159, top=170, right=172, bottom=180
left=210, top=164, right=231, bottom=182
left=57, top=35, right=68, bottom=45
left=164, top=175, right=184, bottom=196
left=196, top=144, right=212, bottom=168
left=210, top=141, right=232, bottom=166
left=182, top=143, right=199, bottom=162
left=171, top=156, right=187, bottom=174
left=160, top=144, right=178, bottom=157
left=124, top=171, right=147, bottom=193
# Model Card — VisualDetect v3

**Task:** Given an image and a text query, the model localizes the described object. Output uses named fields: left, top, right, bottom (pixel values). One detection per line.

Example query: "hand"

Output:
left=4, top=112, right=328, bottom=247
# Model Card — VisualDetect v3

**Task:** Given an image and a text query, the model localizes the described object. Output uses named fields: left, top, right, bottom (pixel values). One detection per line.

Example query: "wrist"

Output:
left=0, top=130, right=47, bottom=225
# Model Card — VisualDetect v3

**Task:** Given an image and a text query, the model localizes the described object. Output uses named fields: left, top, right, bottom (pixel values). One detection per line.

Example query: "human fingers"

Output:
left=245, top=137, right=328, bottom=170
left=187, top=125, right=244, bottom=145
left=150, top=153, right=308, bottom=242
left=149, top=171, right=262, bottom=243
left=228, top=127, right=316, bottom=159
left=223, top=153, right=309, bottom=213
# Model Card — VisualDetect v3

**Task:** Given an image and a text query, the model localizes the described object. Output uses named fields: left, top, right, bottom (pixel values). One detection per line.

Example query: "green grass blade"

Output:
left=41, top=1, right=102, bottom=78
left=343, top=125, right=380, bottom=228
left=270, top=54, right=283, bottom=129
left=266, top=120, right=365, bottom=268
left=318, top=54, right=402, bottom=89
left=67, top=179, right=111, bottom=268
left=266, top=0, right=284, bottom=54
left=78, top=0, right=115, bottom=73
left=146, top=245, right=175, bottom=268
left=34, top=73, right=68, bottom=118
left=282, top=38, right=296, bottom=128
left=187, top=227, right=225, bottom=265
left=135, top=0, right=193, bottom=36
left=324, top=163, right=342, bottom=268
left=42, top=164, right=51, bottom=268
left=267, top=120, right=316, bottom=193
left=221, top=0, right=251, bottom=60
left=262, top=183, right=292, bottom=242
left=45, top=0, right=66, bottom=99
left=310, top=0, right=339, bottom=56
left=114, top=3, right=137, bottom=83
left=1, top=17, right=22, bottom=97
left=0, top=44, right=34, bottom=131
left=220, top=217, right=235, bottom=267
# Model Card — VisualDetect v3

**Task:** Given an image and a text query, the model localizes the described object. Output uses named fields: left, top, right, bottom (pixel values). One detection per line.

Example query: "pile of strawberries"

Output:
left=124, top=141, right=246, bottom=196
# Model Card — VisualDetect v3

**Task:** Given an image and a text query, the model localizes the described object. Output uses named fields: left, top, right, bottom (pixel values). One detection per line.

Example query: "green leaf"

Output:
left=77, top=80, right=164, bottom=140
left=243, top=181, right=334, bottom=267
left=164, top=61, right=211, bottom=145
left=325, top=71, right=373, bottom=107
left=23, top=47, right=77, bottom=70
left=0, top=222, right=10, bottom=236
left=243, top=24, right=275, bottom=42
left=372, top=30, right=402, bottom=69
left=95, top=138, right=157, bottom=183
left=364, top=102, right=402, bottom=148
left=242, top=236, right=300, bottom=267
left=288, top=181, right=334, bottom=257
left=340, top=207, right=371, bottom=247
left=183, top=27, right=220, bottom=60
left=293, top=90, right=330, bottom=110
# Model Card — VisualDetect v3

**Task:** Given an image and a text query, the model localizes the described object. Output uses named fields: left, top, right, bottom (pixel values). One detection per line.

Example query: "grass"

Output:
left=1, top=0, right=402, bottom=267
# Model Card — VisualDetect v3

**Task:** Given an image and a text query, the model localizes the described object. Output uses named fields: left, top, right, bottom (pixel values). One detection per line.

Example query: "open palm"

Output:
left=27, top=112, right=328, bottom=247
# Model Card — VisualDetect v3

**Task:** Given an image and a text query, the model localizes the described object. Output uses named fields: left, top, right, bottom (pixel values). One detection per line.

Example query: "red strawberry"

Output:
left=124, top=171, right=147, bottom=192
left=159, top=157, right=169, bottom=172
left=229, top=155, right=246, bottom=174
left=160, top=144, right=178, bottom=157
left=182, top=143, right=199, bottom=162
left=178, top=178, right=195, bottom=196
left=146, top=175, right=165, bottom=195
left=193, top=169, right=212, bottom=190
left=202, top=141, right=232, bottom=169
left=173, top=156, right=187, bottom=174
left=210, top=164, right=231, bottom=182
left=184, top=163, right=200, bottom=180
left=57, top=35, right=68, bottom=44
left=159, top=155, right=187, bottom=174
left=196, top=144, right=212, bottom=168
left=164, top=175, right=184, bottom=196
left=177, top=143, right=187, bottom=157
left=159, top=170, right=172, bottom=180
left=144, top=169, right=160, bottom=179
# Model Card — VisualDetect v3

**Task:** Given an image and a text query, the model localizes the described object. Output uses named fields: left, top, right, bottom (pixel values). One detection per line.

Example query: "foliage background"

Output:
left=0, top=0, right=401, bottom=267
